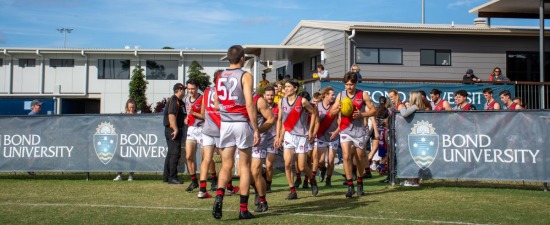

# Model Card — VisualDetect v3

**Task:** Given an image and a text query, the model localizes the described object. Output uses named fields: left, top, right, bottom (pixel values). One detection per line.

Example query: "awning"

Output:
left=243, top=45, right=324, bottom=61
left=469, top=0, right=550, bottom=19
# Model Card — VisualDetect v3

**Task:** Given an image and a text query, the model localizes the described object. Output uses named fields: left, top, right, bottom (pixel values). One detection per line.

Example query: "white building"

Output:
left=0, top=48, right=228, bottom=114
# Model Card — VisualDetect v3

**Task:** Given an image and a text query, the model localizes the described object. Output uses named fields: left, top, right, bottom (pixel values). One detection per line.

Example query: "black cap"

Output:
left=173, top=83, right=185, bottom=92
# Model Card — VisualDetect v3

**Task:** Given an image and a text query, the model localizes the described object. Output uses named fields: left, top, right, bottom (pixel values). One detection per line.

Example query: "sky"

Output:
left=0, top=0, right=546, bottom=50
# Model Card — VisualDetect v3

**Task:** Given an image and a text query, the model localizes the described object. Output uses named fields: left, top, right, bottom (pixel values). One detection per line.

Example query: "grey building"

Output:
left=269, top=20, right=550, bottom=83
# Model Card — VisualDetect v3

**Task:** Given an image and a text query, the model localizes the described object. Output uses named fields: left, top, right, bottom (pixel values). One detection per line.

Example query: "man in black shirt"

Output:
left=463, top=68, right=481, bottom=83
left=163, top=83, right=187, bottom=184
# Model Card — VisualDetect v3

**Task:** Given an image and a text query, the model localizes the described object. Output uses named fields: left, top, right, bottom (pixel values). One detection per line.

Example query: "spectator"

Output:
left=453, top=90, right=476, bottom=110
left=284, top=74, right=291, bottom=81
left=351, top=64, right=362, bottom=83
left=274, top=82, right=285, bottom=104
left=399, top=91, right=429, bottom=187
left=429, top=89, right=452, bottom=111
left=259, top=73, right=269, bottom=87
left=316, top=65, right=329, bottom=80
left=499, top=90, right=523, bottom=110
left=513, top=97, right=526, bottom=109
left=27, top=99, right=42, bottom=176
left=489, top=67, right=510, bottom=82
left=482, top=88, right=500, bottom=110
left=114, top=99, right=137, bottom=181
left=418, top=90, right=432, bottom=110
left=463, top=69, right=481, bottom=83
left=28, top=99, right=42, bottom=115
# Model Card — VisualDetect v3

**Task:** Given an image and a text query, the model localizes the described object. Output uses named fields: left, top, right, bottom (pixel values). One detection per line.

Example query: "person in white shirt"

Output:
left=316, top=65, right=329, bottom=80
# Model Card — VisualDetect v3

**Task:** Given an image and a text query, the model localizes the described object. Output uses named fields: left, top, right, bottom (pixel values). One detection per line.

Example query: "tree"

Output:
left=187, top=60, right=211, bottom=91
left=129, top=65, right=149, bottom=111
left=162, top=46, right=174, bottom=49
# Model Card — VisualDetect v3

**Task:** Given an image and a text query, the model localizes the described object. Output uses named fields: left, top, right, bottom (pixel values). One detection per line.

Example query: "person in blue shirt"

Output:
left=28, top=99, right=42, bottom=115
left=351, top=65, right=362, bottom=83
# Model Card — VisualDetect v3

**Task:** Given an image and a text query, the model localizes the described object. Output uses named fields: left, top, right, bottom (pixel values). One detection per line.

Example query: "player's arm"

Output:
left=371, top=117, right=380, bottom=139
left=200, top=94, right=206, bottom=118
left=494, top=102, right=501, bottom=110
left=443, top=101, right=452, bottom=111
left=257, top=97, right=275, bottom=134
left=360, top=92, right=376, bottom=118
left=274, top=99, right=284, bottom=149
left=515, top=104, right=523, bottom=110
left=242, top=72, right=260, bottom=146
left=302, top=98, right=317, bottom=142
left=168, top=98, right=179, bottom=140
left=190, top=98, right=205, bottom=120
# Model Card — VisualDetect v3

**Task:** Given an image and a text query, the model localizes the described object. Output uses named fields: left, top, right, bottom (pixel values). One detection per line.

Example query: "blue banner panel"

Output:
left=395, top=111, right=550, bottom=182
left=0, top=114, right=178, bottom=172
left=321, top=82, right=515, bottom=110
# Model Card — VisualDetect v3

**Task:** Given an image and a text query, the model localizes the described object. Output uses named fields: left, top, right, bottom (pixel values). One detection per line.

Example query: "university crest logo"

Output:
left=93, top=122, right=118, bottom=165
left=408, top=120, right=438, bottom=170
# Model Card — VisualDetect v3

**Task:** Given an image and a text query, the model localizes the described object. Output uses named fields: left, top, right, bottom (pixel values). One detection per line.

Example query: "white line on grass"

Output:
left=0, top=202, right=495, bottom=225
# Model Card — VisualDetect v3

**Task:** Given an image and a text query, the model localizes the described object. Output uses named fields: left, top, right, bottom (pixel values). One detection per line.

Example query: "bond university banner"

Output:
left=321, top=82, right=515, bottom=110
left=0, top=114, right=172, bottom=172
left=395, top=111, right=550, bottom=182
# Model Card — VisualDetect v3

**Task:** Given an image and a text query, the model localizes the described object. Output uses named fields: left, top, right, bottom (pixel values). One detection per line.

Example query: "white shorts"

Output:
left=340, top=133, right=368, bottom=150
left=219, top=122, right=253, bottom=149
left=252, top=147, right=277, bottom=159
left=283, top=132, right=309, bottom=154
left=315, top=139, right=339, bottom=150
left=187, top=126, right=203, bottom=142
left=201, top=133, right=220, bottom=147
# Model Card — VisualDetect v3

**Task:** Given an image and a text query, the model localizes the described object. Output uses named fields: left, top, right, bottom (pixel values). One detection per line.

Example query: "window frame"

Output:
left=18, top=58, right=36, bottom=67
left=50, top=59, right=75, bottom=67
left=145, top=60, right=178, bottom=80
left=97, top=59, right=131, bottom=80
left=356, top=47, right=403, bottom=65
left=420, top=49, right=452, bottom=66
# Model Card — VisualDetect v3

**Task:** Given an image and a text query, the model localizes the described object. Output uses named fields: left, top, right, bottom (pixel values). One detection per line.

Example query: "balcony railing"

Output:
left=302, top=78, right=550, bottom=109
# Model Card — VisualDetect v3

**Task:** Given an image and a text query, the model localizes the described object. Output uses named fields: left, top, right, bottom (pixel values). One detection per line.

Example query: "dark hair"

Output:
left=342, top=71, right=358, bottom=84
left=375, top=96, right=389, bottom=119
left=313, top=92, right=322, bottom=99
left=263, top=86, right=275, bottom=93
left=299, top=90, right=311, bottom=101
left=317, top=64, right=324, bottom=70
left=186, top=78, right=199, bottom=86
left=483, top=88, right=493, bottom=94
left=419, top=90, right=427, bottom=97
left=512, top=97, right=526, bottom=108
left=499, top=90, right=511, bottom=98
left=285, top=79, right=300, bottom=89
left=227, top=45, right=244, bottom=64
left=213, top=70, right=223, bottom=83
left=430, top=89, right=441, bottom=96
left=454, top=90, right=468, bottom=97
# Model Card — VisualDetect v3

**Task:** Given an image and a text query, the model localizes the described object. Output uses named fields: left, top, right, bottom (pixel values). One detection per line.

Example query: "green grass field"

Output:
left=0, top=171, right=549, bottom=225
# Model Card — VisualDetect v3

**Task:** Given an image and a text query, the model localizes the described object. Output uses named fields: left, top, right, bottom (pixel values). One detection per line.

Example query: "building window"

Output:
left=276, top=66, right=286, bottom=81
left=50, top=59, right=75, bottom=67
left=421, top=49, right=451, bottom=66
left=18, top=58, right=36, bottom=67
left=0, top=58, right=3, bottom=67
left=310, top=55, right=321, bottom=71
left=145, top=60, right=178, bottom=80
left=356, top=48, right=402, bottom=64
left=98, top=59, right=131, bottom=79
